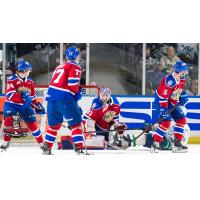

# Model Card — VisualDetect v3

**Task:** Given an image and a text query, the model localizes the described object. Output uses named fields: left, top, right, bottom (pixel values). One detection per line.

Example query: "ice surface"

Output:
left=0, top=144, right=200, bottom=200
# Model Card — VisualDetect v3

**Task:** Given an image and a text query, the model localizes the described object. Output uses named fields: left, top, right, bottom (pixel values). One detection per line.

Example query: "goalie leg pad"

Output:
left=83, top=119, right=96, bottom=135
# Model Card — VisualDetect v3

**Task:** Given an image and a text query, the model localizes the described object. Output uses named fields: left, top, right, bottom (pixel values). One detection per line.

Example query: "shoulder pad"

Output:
left=110, top=96, right=119, bottom=105
left=27, top=76, right=33, bottom=81
left=165, top=74, right=176, bottom=87
left=7, top=74, right=17, bottom=80
left=91, top=98, right=103, bottom=109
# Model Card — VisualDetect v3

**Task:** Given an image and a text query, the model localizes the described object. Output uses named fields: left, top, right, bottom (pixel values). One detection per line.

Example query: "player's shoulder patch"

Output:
left=27, top=77, right=33, bottom=81
left=165, top=74, right=176, bottom=87
left=111, top=96, right=119, bottom=105
left=7, top=74, right=17, bottom=80
left=92, top=98, right=102, bottom=109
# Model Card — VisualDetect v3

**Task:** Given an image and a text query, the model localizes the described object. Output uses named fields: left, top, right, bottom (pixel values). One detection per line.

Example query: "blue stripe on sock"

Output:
left=45, top=134, right=56, bottom=142
left=72, top=135, right=84, bottom=143
left=156, top=127, right=166, bottom=137
left=174, top=126, right=184, bottom=134
left=32, top=130, right=41, bottom=137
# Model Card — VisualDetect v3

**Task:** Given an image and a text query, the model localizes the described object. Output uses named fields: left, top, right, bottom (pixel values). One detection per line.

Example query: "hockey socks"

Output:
left=27, top=122, right=43, bottom=144
left=44, top=124, right=62, bottom=148
left=71, top=125, right=84, bottom=149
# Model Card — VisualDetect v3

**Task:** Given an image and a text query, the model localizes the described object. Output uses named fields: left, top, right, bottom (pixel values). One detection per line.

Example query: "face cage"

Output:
left=100, top=93, right=110, bottom=103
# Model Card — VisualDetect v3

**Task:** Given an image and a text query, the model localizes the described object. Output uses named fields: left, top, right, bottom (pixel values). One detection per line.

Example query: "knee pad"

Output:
left=49, top=124, right=62, bottom=131
left=175, top=118, right=187, bottom=126
left=70, top=124, right=82, bottom=131
left=27, top=122, right=39, bottom=132
left=4, top=116, right=13, bottom=127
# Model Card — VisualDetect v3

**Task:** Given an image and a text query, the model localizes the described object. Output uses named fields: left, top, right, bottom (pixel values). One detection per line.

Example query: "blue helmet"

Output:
left=173, top=60, right=189, bottom=73
left=17, top=61, right=32, bottom=72
left=66, top=47, right=80, bottom=60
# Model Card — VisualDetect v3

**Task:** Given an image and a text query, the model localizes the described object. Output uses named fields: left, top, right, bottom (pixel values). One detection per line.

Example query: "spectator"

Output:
left=146, top=63, right=165, bottom=95
left=186, top=79, right=198, bottom=96
left=160, top=46, right=180, bottom=73
left=146, top=46, right=157, bottom=71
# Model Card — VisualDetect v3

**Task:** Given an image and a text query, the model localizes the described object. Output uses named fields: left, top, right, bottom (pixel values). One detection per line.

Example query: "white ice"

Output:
left=1, top=144, right=200, bottom=200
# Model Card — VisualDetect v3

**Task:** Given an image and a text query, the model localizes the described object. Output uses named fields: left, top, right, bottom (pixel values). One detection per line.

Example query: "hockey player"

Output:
left=82, top=86, right=127, bottom=145
left=43, top=46, right=85, bottom=155
left=130, top=121, right=190, bottom=151
left=0, top=61, right=45, bottom=150
left=151, top=60, right=189, bottom=152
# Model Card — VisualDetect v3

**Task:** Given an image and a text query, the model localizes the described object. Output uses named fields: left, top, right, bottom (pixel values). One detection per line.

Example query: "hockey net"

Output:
left=0, top=85, right=99, bottom=144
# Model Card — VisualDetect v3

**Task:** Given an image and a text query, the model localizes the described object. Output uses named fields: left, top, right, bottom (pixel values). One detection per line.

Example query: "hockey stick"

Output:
left=134, top=103, right=181, bottom=140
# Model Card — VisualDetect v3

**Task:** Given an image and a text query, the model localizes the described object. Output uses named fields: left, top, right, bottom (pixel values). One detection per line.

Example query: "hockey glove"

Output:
left=34, top=102, right=45, bottom=115
left=115, top=123, right=128, bottom=135
left=21, top=96, right=34, bottom=109
left=179, top=91, right=189, bottom=106
left=142, top=122, right=152, bottom=133
left=21, top=90, right=31, bottom=101
left=159, top=107, right=169, bottom=120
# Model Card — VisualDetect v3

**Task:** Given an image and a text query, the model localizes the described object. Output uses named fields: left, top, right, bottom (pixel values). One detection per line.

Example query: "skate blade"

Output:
left=42, top=151, right=53, bottom=155
left=172, top=149, right=188, bottom=153
left=150, top=149, right=159, bottom=153
left=75, top=152, right=94, bottom=155
left=1, top=149, right=7, bottom=152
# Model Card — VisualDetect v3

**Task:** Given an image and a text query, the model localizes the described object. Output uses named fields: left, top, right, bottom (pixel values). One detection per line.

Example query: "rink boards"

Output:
left=80, top=96, right=200, bottom=144
left=0, top=95, right=200, bottom=143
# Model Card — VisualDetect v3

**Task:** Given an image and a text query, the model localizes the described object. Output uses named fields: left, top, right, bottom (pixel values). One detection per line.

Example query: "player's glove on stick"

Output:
left=160, top=107, right=169, bottom=120
left=116, top=123, right=128, bottom=135
left=179, top=91, right=189, bottom=106
left=34, top=102, right=45, bottom=115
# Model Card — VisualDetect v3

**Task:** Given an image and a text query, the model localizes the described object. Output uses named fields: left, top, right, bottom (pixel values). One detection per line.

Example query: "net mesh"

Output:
left=1, top=85, right=99, bottom=144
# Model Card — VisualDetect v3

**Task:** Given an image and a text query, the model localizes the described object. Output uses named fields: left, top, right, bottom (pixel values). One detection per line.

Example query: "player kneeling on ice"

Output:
left=0, top=61, right=45, bottom=151
left=82, top=86, right=127, bottom=149
left=43, top=46, right=86, bottom=155
left=128, top=120, right=190, bottom=151
left=151, top=60, right=189, bottom=153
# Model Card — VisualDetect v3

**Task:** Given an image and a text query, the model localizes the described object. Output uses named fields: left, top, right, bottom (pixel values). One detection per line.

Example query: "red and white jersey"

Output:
left=155, top=72, right=186, bottom=108
left=5, top=74, right=37, bottom=105
left=82, top=97, right=120, bottom=130
left=46, top=61, right=81, bottom=100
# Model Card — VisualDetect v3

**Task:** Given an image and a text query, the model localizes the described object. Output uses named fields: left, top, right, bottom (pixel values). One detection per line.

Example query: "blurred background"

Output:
left=0, top=43, right=199, bottom=96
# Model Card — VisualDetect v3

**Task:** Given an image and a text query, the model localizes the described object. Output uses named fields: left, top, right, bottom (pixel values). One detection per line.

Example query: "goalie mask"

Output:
left=99, top=86, right=111, bottom=103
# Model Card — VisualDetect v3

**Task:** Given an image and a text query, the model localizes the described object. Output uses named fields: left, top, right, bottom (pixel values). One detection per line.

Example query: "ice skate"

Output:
left=0, top=141, right=10, bottom=152
left=150, top=141, right=159, bottom=153
left=42, top=143, right=52, bottom=155
left=74, top=145, right=91, bottom=155
left=172, top=139, right=188, bottom=153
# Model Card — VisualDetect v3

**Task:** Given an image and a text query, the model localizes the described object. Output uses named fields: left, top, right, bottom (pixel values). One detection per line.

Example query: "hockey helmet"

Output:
left=99, top=86, right=111, bottom=103
left=17, top=61, right=32, bottom=72
left=173, top=60, right=189, bottom=73
left=66, top=47, right=80, bottom=61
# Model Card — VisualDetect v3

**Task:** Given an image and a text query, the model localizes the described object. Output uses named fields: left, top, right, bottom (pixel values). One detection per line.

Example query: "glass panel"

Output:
left=89, top=43, right=143, bottom=95
left=0, top=43, right=2, bottom=93
left=16, top=43, right=60, bottom=86
left=145, top=43, right=199, bottom=96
